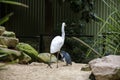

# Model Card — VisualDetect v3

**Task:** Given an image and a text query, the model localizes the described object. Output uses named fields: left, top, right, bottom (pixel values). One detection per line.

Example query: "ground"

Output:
left=0, top=62, right=91, bottom=80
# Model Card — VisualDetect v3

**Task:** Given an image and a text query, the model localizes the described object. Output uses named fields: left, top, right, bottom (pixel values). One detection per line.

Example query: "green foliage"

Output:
left=63, top=37, right=97, bottom=63
left=58, top=0, right=100, bottom=28
left=55, top=0, right=120, bottom=63
left=0, top=0, right=28, bottom=25
left=0, top=0, right=28, bottom=8
left=72, top=37, right=102, bottom=57
left=99, top=0, right=120, bottom=55
left=87, top=0, right=120, bottom=56
left=70, top=0, right=83, bottom=13
left=0, top=13, right=13, bottom=25
left=56, top=0, right=100, bottom=37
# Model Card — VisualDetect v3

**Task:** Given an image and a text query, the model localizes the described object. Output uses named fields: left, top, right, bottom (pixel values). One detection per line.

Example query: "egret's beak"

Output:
left=65, top=24, right=67, bottom=27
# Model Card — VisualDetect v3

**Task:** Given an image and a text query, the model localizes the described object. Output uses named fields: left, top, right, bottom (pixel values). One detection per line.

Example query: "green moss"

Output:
left=0, top=48, right=21, bottom=61
left=16, top=43, right=39, bottom=61
left=2, top=31, right=15, bottom=37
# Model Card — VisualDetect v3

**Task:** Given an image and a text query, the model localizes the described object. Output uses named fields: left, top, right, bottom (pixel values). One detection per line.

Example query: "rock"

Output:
left=18, top=52, right=31, bottom=64
left=0, top=36, right=19, bottom=48
left=0, top=26, right=5, bottom=35
left=0, top=48, right=21, bottom=61
left=38, top=53, right=57, bottom=63
left=16, top=43, right=39, bottom=61
left=2, top=31, right=15, bottom=37
left=0, top=36, right=7, bottom=45
left=0, top=44, right=7, bottom=48
left=81, top=64, right=91, bottom=71
left=6, top=37, right=19, bottom=48
left=89, top=55, right=120, bottom=80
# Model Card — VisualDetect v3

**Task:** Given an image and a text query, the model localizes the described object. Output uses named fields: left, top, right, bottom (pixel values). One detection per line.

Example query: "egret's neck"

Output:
left=61, top=24, right=65, bottom=40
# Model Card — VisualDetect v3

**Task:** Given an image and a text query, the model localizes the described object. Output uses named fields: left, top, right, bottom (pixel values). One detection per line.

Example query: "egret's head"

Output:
left=62, top=22, right=66, bottom=27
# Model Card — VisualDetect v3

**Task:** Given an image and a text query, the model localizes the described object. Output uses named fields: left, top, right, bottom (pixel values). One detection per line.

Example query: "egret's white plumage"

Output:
left=49, top=22, right=66, bottom=68
left=50, top=36, right=64, bottom=53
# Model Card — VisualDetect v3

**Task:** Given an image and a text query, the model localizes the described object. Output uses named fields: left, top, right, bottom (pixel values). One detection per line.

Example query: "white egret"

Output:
left=50, top=22, right=66, bottom=68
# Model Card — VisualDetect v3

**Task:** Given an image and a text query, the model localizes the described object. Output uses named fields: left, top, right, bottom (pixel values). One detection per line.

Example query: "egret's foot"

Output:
left=56, top=65, right=58, bottom=68
left=47, top=65, right=52, bottom=68
left=47, top=63, right=52, bottom=68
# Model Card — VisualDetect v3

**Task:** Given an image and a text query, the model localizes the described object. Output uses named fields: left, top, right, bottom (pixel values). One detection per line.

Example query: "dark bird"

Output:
left=60, top=51, right=72, bottom=66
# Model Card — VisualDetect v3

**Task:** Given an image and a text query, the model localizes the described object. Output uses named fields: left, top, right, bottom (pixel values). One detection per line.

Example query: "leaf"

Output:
left=0, top=0, right=28, bottom=8
left=0, top=12, right=13, bottom=25
left=72, top=37, right=102, bottom=57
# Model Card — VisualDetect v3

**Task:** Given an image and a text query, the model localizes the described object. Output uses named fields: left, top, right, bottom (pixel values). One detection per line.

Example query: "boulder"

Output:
left=0, top=36, right=19, bottom=48
left=38, top=53, right=57, bottom=63
left=0, top=44, right=7, bottom=48
left=2, top=31, right=15, bottom=37
left=18, top=52, right=32, bottom=64
left=0, top=48, right=21, bottom=61
left=0, top=26, right=5, bottom=35
left=16, top=43, right=39, bottom=61
left=6, top=37, right=19, bottom=48
left=89, top=55, right=120, bottom=80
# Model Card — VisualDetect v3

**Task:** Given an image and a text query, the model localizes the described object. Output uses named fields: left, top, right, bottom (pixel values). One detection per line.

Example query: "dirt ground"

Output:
left=0, top=62, right=91, bottom=80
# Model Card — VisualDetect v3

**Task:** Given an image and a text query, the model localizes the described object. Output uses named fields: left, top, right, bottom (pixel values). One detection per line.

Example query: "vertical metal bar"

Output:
left=39, top=34, right=45, bottom=53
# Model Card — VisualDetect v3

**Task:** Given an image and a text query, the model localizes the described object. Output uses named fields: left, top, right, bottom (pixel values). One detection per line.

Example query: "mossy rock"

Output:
left=0, top=26, right=5, bottom=36
left=16, top=43, right=39, bottom=61
left=0, top=36, right=7, bottom=46
left=6, top=37, right=19, bottom=48
left=0, top=36, right=19, bottom=48
left=0, top=48, right=21, bottom=61
left=0, top=44, right=7, bottom=48
left=18, top=52, right=32, bottom=64
left=2, top=31, right=15, bottom=37
left=38, top=53, right=57, bottom=63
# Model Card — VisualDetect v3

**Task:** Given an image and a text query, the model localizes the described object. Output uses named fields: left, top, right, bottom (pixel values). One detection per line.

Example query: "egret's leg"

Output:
left=56, top=52, right=59, bottom=68
left=47, top=54, right=52, bottom=68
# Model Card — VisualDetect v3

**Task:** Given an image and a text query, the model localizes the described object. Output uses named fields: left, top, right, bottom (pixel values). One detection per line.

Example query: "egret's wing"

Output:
left=50, top=36, right=64, bottom=53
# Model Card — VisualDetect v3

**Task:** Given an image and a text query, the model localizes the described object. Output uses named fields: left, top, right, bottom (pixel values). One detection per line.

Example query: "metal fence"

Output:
left=3, top=0, right=112, bottom=36
left=0, top=0, right=118, bottom=53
